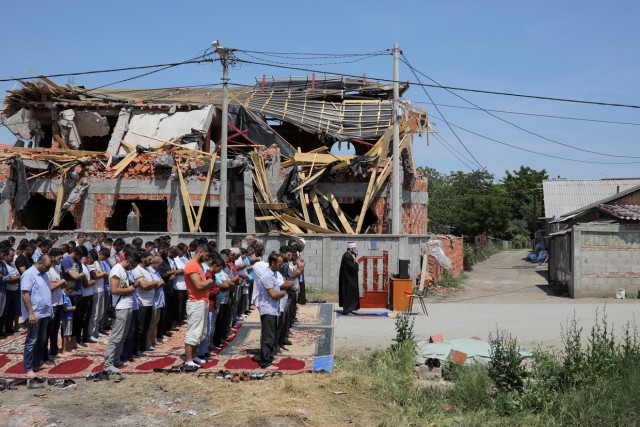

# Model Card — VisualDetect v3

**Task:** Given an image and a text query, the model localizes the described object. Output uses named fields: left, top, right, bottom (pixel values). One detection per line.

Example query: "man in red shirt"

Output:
left=183, top=244, right=213, bottom=369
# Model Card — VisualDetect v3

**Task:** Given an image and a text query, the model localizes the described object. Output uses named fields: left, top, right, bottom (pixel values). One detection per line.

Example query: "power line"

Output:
left=234, top=58, right=640, bottom=109
left=412, top=101, right=640, bottom=127
left=431, top=133, right=475, bottom=171
left=430, top=115, right=640, bottom=164
left=401, top=54, right=640, bottom=159
left=402, top=56, right=484, bottom=171
left=237, top=50, right=388, bottom=67
left=0, top=59, right=214, bottom=83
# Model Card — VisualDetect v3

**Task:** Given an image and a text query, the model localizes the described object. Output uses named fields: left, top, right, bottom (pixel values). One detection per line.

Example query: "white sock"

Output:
left=193, top=357, right=204, bottom=364
left=187, top=361, right=200, bottom=367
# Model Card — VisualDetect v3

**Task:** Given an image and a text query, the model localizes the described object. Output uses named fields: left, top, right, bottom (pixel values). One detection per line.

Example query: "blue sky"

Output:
left=1, top=0, right=639, bottom=180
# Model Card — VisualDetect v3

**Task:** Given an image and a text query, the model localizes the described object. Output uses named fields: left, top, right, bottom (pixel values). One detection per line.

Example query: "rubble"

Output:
left=0, top=73, right=431, bottom=235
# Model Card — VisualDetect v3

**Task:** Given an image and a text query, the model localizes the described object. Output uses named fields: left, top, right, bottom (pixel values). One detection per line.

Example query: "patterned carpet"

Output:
left=0, top=303, right=335, bottom=379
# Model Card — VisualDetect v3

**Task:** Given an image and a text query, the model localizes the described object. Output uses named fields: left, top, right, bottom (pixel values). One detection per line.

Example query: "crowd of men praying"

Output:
left=0, top=232, right=307, bottom=388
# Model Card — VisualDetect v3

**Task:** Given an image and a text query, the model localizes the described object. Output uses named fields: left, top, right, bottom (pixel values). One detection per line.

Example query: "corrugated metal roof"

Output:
left=543, top=179, right=640, bottom=219
left=597, top=204, right=640, bottom=220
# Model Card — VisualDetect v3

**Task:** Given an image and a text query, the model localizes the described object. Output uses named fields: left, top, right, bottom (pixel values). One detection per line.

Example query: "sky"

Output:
left=1, top=0, right=639, bottom=181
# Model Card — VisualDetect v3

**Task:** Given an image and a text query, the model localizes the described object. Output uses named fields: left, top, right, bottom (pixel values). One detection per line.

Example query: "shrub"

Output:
left=488, top=330, right=527, bottom=393
left=512, top=234, right=530, bottom=249
left=392, top=313, right=415, bottom=351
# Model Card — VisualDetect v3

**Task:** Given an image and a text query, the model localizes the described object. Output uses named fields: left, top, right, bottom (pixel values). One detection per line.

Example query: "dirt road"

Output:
left=336, top=250, right=640, bottom=351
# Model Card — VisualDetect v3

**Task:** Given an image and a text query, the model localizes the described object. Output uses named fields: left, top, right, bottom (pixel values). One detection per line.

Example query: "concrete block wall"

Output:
left=574, top=223, right=640, bottom=298
left=0, top=230, right=453, bottom=293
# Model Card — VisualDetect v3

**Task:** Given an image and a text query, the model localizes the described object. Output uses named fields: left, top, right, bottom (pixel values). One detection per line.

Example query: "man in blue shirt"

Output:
left=21, top=255, right=53, bottom=388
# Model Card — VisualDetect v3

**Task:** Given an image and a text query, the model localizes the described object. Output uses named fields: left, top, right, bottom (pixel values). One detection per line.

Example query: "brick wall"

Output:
left=428, top=235, right=464, bottom=283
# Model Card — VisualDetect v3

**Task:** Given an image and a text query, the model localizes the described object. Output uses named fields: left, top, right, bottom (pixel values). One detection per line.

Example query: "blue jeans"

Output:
left=198, top=307, right=218, bottom=356
left=24, top=317, right=50, bottom=373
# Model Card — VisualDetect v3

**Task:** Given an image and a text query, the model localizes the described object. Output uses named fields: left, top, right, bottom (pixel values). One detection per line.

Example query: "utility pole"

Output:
left=391, top=42, right=401, bottom=234
left=214, top=40, right=229, bottom=248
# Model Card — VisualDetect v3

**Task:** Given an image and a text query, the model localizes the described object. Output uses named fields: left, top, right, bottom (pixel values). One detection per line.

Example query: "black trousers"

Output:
left=136, top=305, right=153, bottom=352
left=176, top=290, right=187, bottom=323
left=1, top=289, right=19, bottom=334
left=212, top=303, right=229, bottom=347
left=48, top=305, right=63, bottom=356
left=163, top=291, right=176, bottom=333
left=298, top=280, right=307, bottom=305
left=260, top=314, right=278, bottom=367
left=73, top=295, right=93, bottom=342
left=156, top=307, right=165, bottom=338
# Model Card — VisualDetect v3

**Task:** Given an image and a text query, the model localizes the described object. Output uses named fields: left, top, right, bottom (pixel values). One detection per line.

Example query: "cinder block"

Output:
left=447, top=350, right=467, bottom=366
left=429, top=334, right=444, bottom=343
left=417, top=365, right=442, bottom=380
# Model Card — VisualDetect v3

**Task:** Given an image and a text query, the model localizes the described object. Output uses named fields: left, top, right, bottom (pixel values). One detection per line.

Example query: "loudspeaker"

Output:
left=398, top=259, right=410, bottom=279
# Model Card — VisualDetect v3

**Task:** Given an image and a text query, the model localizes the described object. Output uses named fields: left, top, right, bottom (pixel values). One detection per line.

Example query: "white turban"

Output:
left=346, top=242, right=357, bottom=249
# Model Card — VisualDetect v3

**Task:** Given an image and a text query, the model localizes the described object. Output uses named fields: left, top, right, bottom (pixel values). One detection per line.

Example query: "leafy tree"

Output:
left=419, top=165, right=548, bottom=240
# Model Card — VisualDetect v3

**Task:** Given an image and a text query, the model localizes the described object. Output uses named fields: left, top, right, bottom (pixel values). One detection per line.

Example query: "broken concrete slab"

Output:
left=122, top=106, right=214, bottom=151
left=2, top=108, right=40, bottom=139
left=107, top=108, right=131, bottom=155
left=74, top=111, right=110, bottom=137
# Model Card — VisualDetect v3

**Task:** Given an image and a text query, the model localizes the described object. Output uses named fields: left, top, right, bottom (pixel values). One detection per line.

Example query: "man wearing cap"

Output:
left=339, top=242, right=360, bottom=315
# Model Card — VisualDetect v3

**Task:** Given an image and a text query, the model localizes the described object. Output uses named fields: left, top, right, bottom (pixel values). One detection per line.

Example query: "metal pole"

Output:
left=391, top=42, right=401, bottom=234
left=217, top=49, right=229, bottom=247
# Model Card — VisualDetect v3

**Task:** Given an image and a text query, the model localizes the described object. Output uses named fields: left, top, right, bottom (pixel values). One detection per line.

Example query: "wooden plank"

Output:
left=111, top=151, right=138, bottom=177
left=176, top=164, right=196, bottom=232
left=355, top=155, right=380, bottom=233
left=255, top=216, right=277, bottom=221
left=309, top=189, right=327, bottom=229
left=279, top=214, right=339, bottom=234
left=193, top=153, right=217, bottom=230
left=53, top=135, right=69, bottom=150
left=131, top=202, right=142, bottom=219
left=255, top=202, right=288, bottom=210
left=298, top=171, right=311, bottom=225
left=318, top=190, right=354, bottom=234
left=52, top=176, right=65, bottom=227
left=419, top=253, right=429, bottom=291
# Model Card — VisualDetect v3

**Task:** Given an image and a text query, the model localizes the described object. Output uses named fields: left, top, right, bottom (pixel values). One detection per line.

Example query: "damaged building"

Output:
left=0, top=75, right=429, bottom=235
left=0, top=74, right=461, bottom=296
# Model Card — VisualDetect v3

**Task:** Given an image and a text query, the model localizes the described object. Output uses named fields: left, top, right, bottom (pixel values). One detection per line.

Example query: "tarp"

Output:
left=228, top=105, right=296, bottom=158
left=9, top=158, right=30, bottom=221
left=416, top=339, right=531, bottom=365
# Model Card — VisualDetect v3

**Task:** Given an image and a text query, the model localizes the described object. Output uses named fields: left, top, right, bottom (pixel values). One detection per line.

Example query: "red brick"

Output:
left=429, top=334, right=445, bottom=343
left=447, top=350, right=467, bottom=366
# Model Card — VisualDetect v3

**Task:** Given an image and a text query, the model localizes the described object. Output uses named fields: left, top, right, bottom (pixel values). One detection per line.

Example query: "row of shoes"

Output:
left=85, top=371, right=125, bottom=382
left=0, top=377, right=76, bottom=391
left=201, top=370, right=283, bottom=382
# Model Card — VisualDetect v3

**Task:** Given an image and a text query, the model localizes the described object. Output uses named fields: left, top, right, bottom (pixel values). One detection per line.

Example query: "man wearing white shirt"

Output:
left=171, top=246, right=187, bottom=325
left=103, top=251, right=140, bottom=375
left=132, top=252, right=158, bottom=356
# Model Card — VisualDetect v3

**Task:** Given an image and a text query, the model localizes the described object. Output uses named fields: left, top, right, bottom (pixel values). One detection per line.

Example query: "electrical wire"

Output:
left=401, top=54, right=640, bottom=159
left=430, top=115, right=640, bottom=164
left=401, top=55, right=485, bottom=170
left=237, top=50, right=388, bottom=67
left=431, top=133, right=475, bottom=172
left=0, top=59, right=214, bottom=83
left=412, top=101, right=640, bottom=127
left=233, top=58, right=640, bottom=109
left=234, top=49, right=389, bottom=59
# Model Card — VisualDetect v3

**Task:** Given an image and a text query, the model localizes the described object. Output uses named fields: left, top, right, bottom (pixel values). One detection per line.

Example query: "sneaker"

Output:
left=114, top=361, right=126, bottom=368
left=164, top=331, right=173, bottom=337
left=77, top=341, right=87, bottom=347
left=98, top=333, right=107, bottom=338
left=146, top=346, right=156, bottom=351
left=27, top=379, right=44, bottom=389
left=87, top=337, right=99, bottom=343
left=193, top=357, right=209, bottom=364
left=56, top=379, right=77, bottom=390
left=155, top=340, right=164, bottom=346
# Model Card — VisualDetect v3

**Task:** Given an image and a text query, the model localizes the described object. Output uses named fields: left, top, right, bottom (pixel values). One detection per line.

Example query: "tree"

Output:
left=501, top=166, right=548, bottom=238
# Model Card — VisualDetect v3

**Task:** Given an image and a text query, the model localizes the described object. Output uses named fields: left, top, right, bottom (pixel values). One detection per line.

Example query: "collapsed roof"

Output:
left=0, top=74, right=429, bottom=235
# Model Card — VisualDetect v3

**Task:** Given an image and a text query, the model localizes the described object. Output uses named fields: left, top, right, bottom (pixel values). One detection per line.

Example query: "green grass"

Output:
left=337, top=309, right=640, bottom=426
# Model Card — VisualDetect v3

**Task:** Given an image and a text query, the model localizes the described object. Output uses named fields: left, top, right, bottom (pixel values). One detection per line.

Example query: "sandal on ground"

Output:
left=240, top=371, right=250, bottom=381
left=230, top=373, right=240, bottom=383
left=271, top=371, right=283, bottom=379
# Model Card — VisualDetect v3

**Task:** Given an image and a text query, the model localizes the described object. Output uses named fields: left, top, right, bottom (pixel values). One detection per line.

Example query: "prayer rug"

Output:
left=0, top=303, right=335, bottom=379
